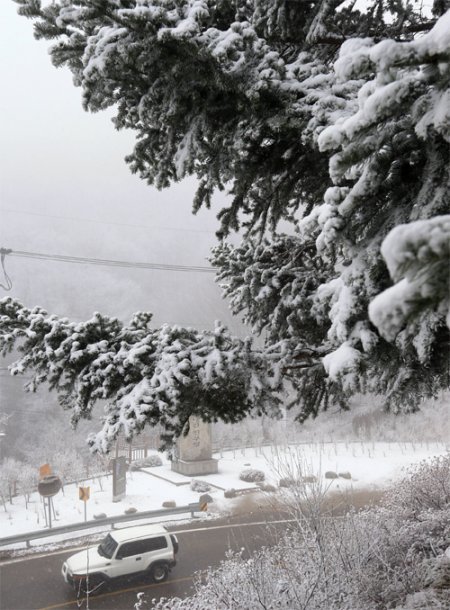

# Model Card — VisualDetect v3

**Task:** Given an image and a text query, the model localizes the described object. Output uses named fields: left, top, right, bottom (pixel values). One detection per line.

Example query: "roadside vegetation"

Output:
left=151, top=455, right=450, bottom=610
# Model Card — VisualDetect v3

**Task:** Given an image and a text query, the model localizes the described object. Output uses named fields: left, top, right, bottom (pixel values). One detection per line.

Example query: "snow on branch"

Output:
left=0, top=297, right=279, bottom=453
left=369, top=216, right=450, bottom=347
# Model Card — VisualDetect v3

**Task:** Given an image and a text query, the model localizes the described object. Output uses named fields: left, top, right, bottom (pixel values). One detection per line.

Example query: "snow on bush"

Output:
left=130, top=455, right=163, bottom=470
left=162, top=500, right=176, bottom=508
left=153, top=454, right=450, bottom=610
left=224, top=488, right=237, bottom=498
left=190, top=480, right=211, bottom=493
left=278, top=476, right=296, bottom=488
left=239, top=468, right=265, bottom=483
left=258, top=482, right=276, bottom=492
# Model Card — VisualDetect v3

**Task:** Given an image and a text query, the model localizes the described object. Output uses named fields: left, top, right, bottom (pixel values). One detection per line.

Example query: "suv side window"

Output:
left=117, top=541, right=143, bottom=558
left=117, top=536, right=168, bottom=558
left=141, top=536, right=168, bottom=553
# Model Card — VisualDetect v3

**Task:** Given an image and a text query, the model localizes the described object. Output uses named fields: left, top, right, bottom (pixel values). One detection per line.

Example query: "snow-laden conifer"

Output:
left=4, top=1, right=449, bottom=433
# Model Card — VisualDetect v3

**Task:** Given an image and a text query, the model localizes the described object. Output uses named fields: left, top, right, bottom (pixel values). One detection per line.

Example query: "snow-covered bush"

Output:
left=153, top=454, right=450, bottom=610
left=325, top=470, right=338, bottom=479
left=239, top=468, right=265, bottom=483
left=383, top=454, right=450, bottom=514
left=258, top=482, right=276, bottom=492
left=278, top=476, right=296, bottom=488
left=352, top=455, right=450, bottom=608
left=190, top=480, right=211, bottom=493
left=338, top=471, right=351, bottom=480
left=224, top=489, right=237, bottom=499
left=162, top=500, right=176, bottom=508
left=130, top=454, right=163, bottom=470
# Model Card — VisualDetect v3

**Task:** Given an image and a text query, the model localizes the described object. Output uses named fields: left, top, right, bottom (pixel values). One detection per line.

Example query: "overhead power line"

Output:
left=1, top=247, right=216, bottom=275
left=0, top=207, right=216, bottom=235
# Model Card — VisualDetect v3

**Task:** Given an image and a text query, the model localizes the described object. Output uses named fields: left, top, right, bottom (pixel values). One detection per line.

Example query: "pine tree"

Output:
left=2, top=1, right=449, bottom=446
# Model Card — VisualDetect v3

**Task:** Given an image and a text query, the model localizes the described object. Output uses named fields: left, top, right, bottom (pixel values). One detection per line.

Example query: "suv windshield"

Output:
left=98, top=534, right=118, bottom=559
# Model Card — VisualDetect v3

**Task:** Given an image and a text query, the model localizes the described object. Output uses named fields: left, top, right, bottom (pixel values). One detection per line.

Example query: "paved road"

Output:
left=0, top=513, right=292, bottom=610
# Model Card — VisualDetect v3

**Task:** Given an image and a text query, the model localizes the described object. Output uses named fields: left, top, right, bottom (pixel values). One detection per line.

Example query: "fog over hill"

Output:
left=0, top=2, right=244, bottom=333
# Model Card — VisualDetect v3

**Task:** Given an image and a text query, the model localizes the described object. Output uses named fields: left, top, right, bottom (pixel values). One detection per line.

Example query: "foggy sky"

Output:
left=0, top=2, right=245, bottom=335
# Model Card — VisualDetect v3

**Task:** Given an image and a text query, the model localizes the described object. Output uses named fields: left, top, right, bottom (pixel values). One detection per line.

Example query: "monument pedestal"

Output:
left=171, top=458, right=218, bottom=476
left=171, top=415, right=219, bottom=477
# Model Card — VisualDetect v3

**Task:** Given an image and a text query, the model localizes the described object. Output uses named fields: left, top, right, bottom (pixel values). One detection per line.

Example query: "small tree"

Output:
left=17, top=463, right=38, bottom=509
left=0, top=457, right=22, bottom=504
left=53, top=449, right=85, bottom=489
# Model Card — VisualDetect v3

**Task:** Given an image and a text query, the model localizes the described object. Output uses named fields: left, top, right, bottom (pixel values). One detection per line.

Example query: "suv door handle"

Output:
left=136, top=557, right=142, bottom=561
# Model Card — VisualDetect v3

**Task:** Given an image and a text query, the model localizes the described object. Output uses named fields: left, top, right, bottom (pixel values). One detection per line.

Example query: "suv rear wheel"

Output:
left=150, top=562, right=169, bottom=583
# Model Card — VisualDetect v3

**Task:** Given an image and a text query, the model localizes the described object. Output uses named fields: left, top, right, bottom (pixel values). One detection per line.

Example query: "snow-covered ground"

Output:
left=1, top=442, right=448, bottom=548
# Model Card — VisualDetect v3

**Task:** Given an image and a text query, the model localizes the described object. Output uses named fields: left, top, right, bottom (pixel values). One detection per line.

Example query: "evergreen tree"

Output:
left=1, top=0, right=448, bottom=445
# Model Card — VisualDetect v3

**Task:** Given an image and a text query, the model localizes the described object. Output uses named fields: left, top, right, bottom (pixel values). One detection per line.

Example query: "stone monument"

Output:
left=171, top=415, right=218, bottom=476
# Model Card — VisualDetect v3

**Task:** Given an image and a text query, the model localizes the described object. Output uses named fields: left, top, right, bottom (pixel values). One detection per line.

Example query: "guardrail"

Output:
left=0, top=502, right=201, bottom=549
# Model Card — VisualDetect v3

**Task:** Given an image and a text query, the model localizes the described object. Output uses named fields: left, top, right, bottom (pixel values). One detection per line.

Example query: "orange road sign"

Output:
left=39, top=463, right=51, bottom=479
left=79, top=486, right=90, bottom=501
left=200, top=502, right=208, bottom=512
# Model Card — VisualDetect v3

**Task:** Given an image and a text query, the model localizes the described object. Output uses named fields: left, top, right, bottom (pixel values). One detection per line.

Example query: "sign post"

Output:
left=79, top=486, right=90, bottom=522
left=199, top=493, right=211, bottom=513
left=37, top=472, right=62, bottom=529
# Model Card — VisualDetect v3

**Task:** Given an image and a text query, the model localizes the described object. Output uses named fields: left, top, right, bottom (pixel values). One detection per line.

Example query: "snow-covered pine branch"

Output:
left=0, top=297, right=280, bottom=452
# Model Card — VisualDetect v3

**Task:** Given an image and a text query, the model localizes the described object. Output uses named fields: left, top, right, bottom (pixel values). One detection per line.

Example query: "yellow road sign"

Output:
left=200, top=501, right=208, bottom=512
left=79, top=486, right=90, bottom=501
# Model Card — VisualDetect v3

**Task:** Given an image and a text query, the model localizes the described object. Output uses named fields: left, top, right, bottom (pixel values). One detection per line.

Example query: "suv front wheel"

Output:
left=150, top=562, right=169, bottom=583
left=74, top=574, right=107, bottom=596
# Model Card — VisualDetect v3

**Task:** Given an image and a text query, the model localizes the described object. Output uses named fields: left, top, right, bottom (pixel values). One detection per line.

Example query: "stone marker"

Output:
left=171, top=416, right=218, bottom=476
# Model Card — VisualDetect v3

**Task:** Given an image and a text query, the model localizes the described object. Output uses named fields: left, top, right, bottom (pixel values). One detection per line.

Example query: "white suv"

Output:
left=62, top=524, right=178, bottom=594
